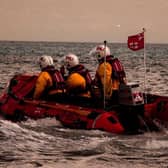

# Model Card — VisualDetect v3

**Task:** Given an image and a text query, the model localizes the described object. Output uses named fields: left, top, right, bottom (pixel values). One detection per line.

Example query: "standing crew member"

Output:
left=90, top=44, right=126, bottom=104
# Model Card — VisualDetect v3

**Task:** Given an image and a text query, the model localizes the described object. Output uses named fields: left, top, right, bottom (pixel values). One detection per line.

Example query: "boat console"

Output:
left=119, top=83, right=144, bottom=106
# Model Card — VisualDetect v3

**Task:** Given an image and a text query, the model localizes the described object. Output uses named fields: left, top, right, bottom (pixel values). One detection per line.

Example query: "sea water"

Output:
left=0, top=41, right=168, bottom=168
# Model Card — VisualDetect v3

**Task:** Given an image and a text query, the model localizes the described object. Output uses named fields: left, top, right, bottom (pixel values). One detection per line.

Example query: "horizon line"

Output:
left=0, top=39, right=167, bottom=45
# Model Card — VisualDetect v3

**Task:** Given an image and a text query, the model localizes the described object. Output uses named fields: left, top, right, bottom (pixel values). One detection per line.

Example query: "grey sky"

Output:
left=0, top=0, right=168, bottom=43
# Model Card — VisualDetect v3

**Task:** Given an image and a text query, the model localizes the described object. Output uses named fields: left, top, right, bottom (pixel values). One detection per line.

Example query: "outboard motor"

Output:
left=118, top=83, right=145, bottom=133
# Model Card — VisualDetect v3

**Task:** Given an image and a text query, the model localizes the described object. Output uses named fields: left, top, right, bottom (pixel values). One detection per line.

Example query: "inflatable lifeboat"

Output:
left=0, top=74, right=167, bottom=134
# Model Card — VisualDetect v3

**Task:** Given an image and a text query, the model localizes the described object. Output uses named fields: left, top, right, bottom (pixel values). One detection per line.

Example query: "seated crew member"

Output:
left=33, top=55, right=64, bottom=100
left=90, top=44, right=127, bottom=104
left=62, top=53, right=92, bottom=98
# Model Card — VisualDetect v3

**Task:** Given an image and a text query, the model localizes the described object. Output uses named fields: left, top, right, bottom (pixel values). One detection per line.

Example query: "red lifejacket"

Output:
left=68, top=64, right=92, bottom=91
left=42, top=66, right=65, bottom=91
left=99, top=55, right=126, bottom=83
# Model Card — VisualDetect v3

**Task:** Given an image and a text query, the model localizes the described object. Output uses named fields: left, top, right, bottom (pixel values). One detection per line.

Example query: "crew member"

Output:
left=62, top=53, right=92, bottom=98
left=90, top=44, right=126, bottom=103
left=33, top=55, right=64, bottom=100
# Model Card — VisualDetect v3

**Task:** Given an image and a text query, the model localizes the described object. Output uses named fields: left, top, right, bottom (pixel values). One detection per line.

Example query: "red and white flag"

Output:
left=127, top=32, right=144, bottom=51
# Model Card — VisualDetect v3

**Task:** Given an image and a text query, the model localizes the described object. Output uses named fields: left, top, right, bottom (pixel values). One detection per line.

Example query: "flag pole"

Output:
left=143, top=28, right=147, bottom=104
left=103, top=40, right=107, bottom=109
